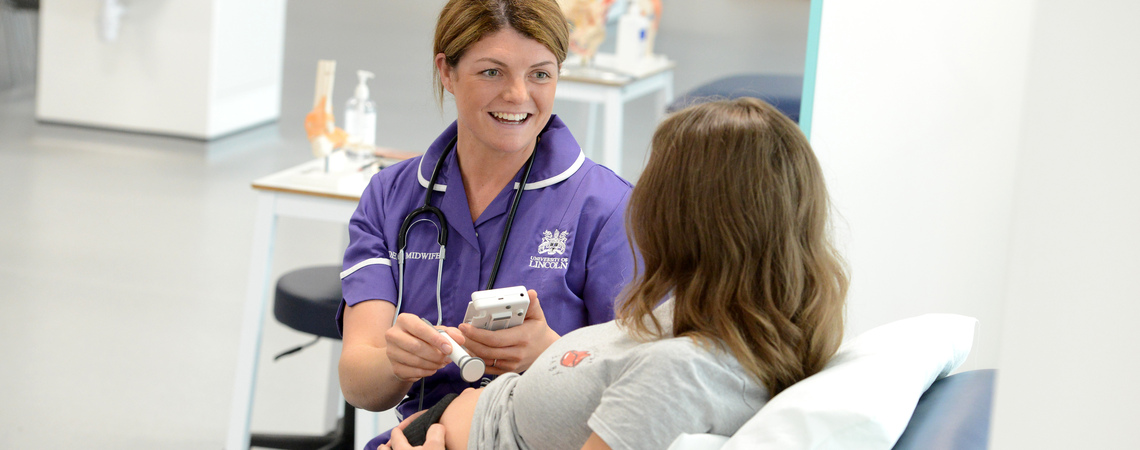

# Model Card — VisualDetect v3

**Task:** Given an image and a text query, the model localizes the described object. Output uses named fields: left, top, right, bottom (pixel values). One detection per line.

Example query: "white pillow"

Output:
left=668, top=313, right=977, bottom=450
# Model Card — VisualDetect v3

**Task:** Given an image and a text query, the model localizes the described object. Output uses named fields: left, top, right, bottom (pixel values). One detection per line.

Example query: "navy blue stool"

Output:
left=251, top=265, right=353, bottom=450
left=667, top=73, right=803, bottom=123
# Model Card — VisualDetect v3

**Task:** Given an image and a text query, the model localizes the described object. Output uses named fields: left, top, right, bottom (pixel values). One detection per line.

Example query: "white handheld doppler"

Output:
left=422, top=318, right=484, bottom=382
left=464, top=286, right=529, bottom=331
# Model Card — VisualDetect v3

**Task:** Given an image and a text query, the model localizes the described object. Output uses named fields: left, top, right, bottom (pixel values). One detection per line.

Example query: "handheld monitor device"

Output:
left=463, top=286, right=529, bottom=331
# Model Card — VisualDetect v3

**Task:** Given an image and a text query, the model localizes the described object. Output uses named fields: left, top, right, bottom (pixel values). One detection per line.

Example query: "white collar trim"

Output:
left=417, top=156, right=447, bottom=192
left=516, top=149, right=584, bottom=191
left=417, top=148, right=585, bottom=192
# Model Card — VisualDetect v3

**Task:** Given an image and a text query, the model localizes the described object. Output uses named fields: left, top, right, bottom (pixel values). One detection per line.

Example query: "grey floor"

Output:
left=0, top=1, right=806, bottom=448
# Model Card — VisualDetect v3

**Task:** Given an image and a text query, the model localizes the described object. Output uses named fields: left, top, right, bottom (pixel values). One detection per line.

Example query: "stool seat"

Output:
left=273, top=265, right=343, bottom=339
left=668, top=73, right=803, bottom=122
left=254, top=264, right=354, bottom=450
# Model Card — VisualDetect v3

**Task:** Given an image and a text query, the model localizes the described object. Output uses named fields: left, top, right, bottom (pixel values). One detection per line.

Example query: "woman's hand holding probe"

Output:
left=459, top=290, right=560, bottom=374
left=386, top=313, right=467, bottom=381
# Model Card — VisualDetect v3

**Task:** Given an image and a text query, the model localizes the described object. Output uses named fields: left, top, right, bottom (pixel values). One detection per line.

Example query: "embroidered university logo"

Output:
left=537, top=229, right=569, bottom=255
left=531, top=229, right=570, bottom=270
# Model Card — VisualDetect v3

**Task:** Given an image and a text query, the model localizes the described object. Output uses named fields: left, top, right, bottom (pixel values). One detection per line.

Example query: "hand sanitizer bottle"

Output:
left=615, top=1, right=649, bottom=73
left=345, top=70, right=377, bottom=160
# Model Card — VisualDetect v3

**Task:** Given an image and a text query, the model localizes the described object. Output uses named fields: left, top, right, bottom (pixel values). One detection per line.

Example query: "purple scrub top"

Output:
left=339, top=115, right=634, bottom=441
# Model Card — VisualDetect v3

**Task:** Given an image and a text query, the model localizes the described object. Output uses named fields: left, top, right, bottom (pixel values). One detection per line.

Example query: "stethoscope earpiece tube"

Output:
left=397, top=136, right=454, bottom=251
left=398, top=205, right=448, bottom=249
left=485, top=148, right=537, bottom=291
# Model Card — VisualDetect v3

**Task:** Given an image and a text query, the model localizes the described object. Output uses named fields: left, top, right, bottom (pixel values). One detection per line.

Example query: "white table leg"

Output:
left=356, top=409, right=379, bottom=449
left=604, top=89, right=624, bottom=176
left=659, top=70, right=675, bottom=117
left=336, top=208, right=377, bottom=447
left=585, top=101, right=600, bottom=160
left=325, top=341, right=342, bottom=430
left=226, top=192, right=278, bottom=450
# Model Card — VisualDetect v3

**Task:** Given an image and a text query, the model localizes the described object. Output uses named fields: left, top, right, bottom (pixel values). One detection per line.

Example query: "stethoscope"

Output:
left=392, top=135, right=539, bottom=328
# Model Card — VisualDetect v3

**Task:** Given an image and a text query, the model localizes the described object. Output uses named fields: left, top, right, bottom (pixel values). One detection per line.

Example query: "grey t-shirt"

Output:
left=468, top=301, right=769, bottom=450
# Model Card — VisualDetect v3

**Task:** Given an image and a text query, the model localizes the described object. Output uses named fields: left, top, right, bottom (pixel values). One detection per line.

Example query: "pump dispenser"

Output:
left=345, top=70, right=377, bottom=158
left=615, top=1, right=649, bottom=73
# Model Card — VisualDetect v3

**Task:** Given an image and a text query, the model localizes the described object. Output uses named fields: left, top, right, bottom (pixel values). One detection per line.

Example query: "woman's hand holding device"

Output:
left=385, top=313, right=467, bottom=382
left=462, top=286, right=530, bottom=330
left=459, top=289, right=561, bottom=374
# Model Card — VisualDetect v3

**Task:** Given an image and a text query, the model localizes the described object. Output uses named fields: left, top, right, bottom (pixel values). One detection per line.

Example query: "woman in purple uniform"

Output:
left=337, top=1, right=634, bottom=448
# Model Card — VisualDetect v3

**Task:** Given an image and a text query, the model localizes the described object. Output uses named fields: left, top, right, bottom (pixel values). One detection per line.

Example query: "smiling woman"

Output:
left=337, top=1, right=636, bottom=449
left=436, top=28, right=559, bottom=219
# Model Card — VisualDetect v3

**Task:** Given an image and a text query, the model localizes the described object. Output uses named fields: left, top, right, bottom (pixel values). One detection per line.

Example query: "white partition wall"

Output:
left=809, top=0, right=1035, bottom=368
left=989, top=2, right=1140, bottom=448
left=36, top=0, right=286, bottom=139
left=809, top=0, right=1140, bottom=447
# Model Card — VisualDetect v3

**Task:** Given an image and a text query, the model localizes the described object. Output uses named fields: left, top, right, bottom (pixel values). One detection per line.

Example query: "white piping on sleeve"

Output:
left=340, top=258, right=392, bottom=279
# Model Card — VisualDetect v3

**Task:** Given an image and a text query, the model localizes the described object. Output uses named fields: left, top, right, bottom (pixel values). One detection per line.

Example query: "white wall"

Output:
left=812, top=0, right=1140, bottom=446
left=990, top=1, right=1140, bottom=447
left=209, top=0, right=287, bottom=136
left=810, top=0, right=1035, bottom=368
left=38, top=0, right=210, bottom=135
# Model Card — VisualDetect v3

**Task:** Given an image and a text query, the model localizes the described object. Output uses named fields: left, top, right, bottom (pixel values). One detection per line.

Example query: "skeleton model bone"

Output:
left=304, top=60, right=348, bottom=158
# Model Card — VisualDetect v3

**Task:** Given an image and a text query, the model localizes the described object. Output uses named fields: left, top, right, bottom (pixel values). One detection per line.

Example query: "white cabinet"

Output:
left=36, top=0, right=286, bottom=139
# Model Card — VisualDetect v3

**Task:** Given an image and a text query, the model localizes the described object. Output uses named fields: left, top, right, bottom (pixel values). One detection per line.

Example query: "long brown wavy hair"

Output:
left=618, top=97, right=848, bottom=396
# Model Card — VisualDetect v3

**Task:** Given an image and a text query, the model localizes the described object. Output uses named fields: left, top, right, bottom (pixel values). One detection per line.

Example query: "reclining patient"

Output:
left=385, top=97, right=850, bottom=450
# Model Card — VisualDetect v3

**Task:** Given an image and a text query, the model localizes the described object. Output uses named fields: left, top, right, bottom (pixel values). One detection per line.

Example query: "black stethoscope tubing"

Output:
left=393, top=135, right=539, bottom=326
